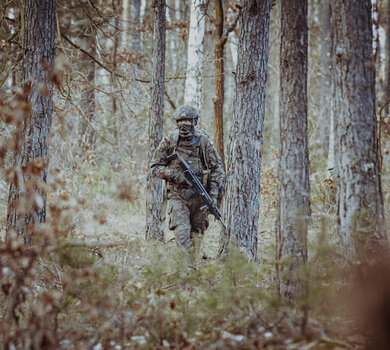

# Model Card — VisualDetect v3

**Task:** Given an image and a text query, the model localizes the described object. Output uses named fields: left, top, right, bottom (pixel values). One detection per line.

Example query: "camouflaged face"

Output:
left=172, top=105, right=199, bottom=121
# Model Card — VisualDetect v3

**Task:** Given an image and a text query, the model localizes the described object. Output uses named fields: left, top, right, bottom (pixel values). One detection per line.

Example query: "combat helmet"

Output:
left=172, top=105, right=199, bottom=125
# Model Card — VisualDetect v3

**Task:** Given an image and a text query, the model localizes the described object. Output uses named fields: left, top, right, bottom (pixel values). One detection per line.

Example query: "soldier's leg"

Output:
left=190, top=203, right=209, bottom=237
left=189, top=229, right=203, bottom=265
left=189, top=202, right=209, bottom=261
left=167, top=198, right=191, bottom=251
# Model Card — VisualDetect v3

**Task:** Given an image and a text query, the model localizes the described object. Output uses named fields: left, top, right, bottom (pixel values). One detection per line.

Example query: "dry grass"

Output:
left=0, top=150, right=375, bottom=349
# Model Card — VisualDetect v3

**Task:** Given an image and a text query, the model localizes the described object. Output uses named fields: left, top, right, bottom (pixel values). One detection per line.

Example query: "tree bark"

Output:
left=184, top=0, right=206, bottom=113
left=326, top=1, right=335, bottom=178
left=319, top=0, right=331, bottom=155
left=330, top=0, right=386, bottom=263
left=213, top=0, right=226, bottom=170
left=145, top=0, right=166, bottom=241
left=371, top=0, right=379, bottom=64
left=219, top=0, right=272, bottom=260
left=385, top=0, right=390, bottom=113
left=6, top=0, right=56, bottom=244
left=277, top=0, right=310, bottom=299
left=112, top=0, right=120, bottom=130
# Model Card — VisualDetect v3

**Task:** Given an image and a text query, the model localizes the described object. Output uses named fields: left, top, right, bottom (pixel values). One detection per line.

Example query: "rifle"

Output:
left=167, top=151, right=227, bottom=229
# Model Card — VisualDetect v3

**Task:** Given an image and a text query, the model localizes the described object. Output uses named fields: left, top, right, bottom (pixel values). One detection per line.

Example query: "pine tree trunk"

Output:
left=270, top=0, right=281, bottom=148
left=277, top=0, right=310, bottom=299
left=146, top=0, right=166, bottom=241
left=372, top=0, right=379, bottom=64
left=112, top=0, right=120, bottom=127
left=326, top=1, right=335, bottom=178
left=385, top=0, right=390, bottom=113
left=6, top=0, right=56, bottom=244
left=184, top=0, right=206, bottom=112
left=330, top=0, right=386, bottom=263
left=213, top=0, right=226, bottom=170
left=219, top=0, right=272, bottom=260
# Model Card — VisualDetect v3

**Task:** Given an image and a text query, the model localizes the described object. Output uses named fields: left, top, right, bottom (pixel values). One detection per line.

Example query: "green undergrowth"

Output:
left=33, top=236, right=348, bottom=348
left=0, top=218, right=363, bottom=349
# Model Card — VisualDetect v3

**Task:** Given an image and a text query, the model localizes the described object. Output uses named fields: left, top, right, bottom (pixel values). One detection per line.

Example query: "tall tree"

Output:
left=213, top=0, right=225, bottom=167
left=79, top=23, right=96, bottom=150
left=146, top=0, right=166, bottom=241
left=166, top=0, right=179, bottom=68
left=184, top=0, right=207, bottom=112
left=219, top=0, right=272, bottom=260
left=130, top=0, right=142, bottom=54
left=330, top=0, right=386, bottom=262
left=111, top=0, right=121, bottom=128
left=277, top=0, right=310, bottom=298
left=121, top=0, right=130, bottom=47
left=212, top=1, right=240, bottom=170
left=323, top=0, right=335, bottom=179
left=386, top=0, right=390, bottom=113
left=319, top=0, right=331, bottom=156
left=6, top=0, right=56, bottom=244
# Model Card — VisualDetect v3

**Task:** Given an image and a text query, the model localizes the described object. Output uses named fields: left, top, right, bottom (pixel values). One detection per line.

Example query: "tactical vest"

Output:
left=167, top=134, right=210, bottom=194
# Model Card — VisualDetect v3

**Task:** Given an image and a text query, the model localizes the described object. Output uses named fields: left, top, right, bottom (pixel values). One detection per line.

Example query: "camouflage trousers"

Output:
left=167, top=195, right=209, bottom=251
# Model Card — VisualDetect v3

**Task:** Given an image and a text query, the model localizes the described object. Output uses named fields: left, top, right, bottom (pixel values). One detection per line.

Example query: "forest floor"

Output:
left=0, top=163, right=382, bottom=349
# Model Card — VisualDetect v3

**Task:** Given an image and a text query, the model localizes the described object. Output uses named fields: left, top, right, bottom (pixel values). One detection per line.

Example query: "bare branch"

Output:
left=165, top=90, right=176, bottom=110
left=61, top=83, right=116, bottom=146
left=87, top=0, right=122, bottom=31
left=60, top=32, right=127, bottom=80
left=0, top=53, right=22, bottom=88
left=216, top=4, right=242, bottom=48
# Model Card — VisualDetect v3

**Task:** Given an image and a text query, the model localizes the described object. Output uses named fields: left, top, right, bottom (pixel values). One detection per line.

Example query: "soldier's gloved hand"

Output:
left=171, top=170, right=192, bottom=186
left=210, top=192, right=219, bottom=207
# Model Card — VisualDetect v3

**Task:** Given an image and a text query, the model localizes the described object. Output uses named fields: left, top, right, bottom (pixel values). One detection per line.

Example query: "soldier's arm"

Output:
left=150, top=138, right=175, bottom=180
left=149, top=138, right=169, bottom=179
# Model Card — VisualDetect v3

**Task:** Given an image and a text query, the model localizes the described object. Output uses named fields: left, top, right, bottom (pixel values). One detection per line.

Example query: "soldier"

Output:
left=150, top=105, right=225, bottom=257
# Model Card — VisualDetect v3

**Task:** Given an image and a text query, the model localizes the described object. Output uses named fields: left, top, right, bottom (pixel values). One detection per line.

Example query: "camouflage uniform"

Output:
left=150, top=107, right=225, bottom=251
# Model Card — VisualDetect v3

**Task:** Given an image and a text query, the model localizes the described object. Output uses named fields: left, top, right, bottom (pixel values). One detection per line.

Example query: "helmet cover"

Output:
left=172, top=105, right=199, bottom=122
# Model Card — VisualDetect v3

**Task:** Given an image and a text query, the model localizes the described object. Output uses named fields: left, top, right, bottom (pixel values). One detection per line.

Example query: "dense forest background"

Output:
left=0, top=0, right=389, bottom=349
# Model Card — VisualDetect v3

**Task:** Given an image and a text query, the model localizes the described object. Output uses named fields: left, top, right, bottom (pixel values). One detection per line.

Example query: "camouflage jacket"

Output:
left=150, top=128, right=225, bottom=198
